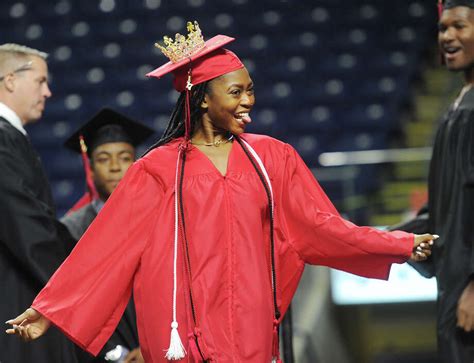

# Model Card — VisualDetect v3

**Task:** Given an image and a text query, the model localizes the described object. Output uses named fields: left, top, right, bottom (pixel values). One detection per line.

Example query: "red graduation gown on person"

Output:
left=32, top=134, right=414, bottom=362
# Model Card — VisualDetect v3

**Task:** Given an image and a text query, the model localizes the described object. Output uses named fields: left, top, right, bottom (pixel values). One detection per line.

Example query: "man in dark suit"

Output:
left=0, top=43, right=77, bottom=363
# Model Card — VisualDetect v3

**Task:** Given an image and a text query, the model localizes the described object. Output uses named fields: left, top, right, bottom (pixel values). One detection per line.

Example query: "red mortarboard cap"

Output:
left=147, top=34, right=244, bottom=92
left=147, top=23, right=245, bottom=141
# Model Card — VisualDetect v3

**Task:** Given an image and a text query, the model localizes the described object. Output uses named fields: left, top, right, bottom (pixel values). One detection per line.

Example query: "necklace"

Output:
left=190, top=135, right=234, bottom=147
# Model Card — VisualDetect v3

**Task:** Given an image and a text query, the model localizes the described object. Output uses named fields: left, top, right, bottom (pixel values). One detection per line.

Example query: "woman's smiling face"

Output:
left=202, top=67, right=255, bottom=135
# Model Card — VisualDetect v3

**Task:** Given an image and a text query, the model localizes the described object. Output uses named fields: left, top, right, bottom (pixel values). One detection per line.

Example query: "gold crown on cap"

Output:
left=155, top=21, right=205, bottom=63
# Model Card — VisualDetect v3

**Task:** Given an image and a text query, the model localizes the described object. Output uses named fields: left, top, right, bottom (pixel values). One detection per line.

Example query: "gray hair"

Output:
left=0, top=43, right=48, bottom=60
left=0, top=44, right=48, bottom=80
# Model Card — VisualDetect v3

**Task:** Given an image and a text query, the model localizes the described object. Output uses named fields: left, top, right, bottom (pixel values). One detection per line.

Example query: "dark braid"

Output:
left=142, top=82, right=209, bottom=156
left=235, top=136, right=281, bottom=321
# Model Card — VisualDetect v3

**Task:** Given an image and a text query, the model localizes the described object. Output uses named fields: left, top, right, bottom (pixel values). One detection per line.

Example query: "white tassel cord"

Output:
left=165, top=321, right=186, bottom=360
left=164, top=149, right=186, bottom=360
left=241, top=139, right=274, bottom=215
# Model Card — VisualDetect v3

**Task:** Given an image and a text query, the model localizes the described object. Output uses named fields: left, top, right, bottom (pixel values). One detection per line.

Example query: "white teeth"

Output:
left=234, top=112, right=252, bottom=124
left=445, top=47, right=460, bottom=54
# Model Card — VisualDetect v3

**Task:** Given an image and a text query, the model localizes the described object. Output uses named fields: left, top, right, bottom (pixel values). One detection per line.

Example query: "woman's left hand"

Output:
left=410, top=233, right=438, bottom=262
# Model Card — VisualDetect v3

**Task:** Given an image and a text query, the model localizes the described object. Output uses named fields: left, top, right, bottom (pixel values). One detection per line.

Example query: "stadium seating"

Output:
left=0, top=0, right=437, bottom=216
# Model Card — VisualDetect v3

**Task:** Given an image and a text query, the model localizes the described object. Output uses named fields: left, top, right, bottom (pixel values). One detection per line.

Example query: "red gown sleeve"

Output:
left=32, top=161, right=163, bottom=355
left=276, top=144, right=413, bottom=280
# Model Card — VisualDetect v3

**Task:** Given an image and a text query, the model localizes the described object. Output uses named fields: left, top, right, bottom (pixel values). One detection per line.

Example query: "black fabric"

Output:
left=428, top=88, right=474, bottom=363
left=61, top=204, right=97, bottom=242
left=0, top=117, right=78, bottom=363
left=64, top=108, right=154, bottom=156
left=444, top=0, right=474, bottom=9
left=88, top=124, right=133, bottom=153
left=61, top=203, right=140, bottom=362
left=393, top=89, right=474, bottom=362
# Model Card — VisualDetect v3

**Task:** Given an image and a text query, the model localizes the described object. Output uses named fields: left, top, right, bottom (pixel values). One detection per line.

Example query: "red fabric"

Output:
left=79, top=135, right=99, bottom=201
left=272, top=320, right=281, bottom=361
left=66, top=135, right=99, bottom=214
left=184, top=86, right=192, bottom=140
left=146, top=35, right=243, bottom=92
left=32, top=134, right=413, bottom=362
left=171, top=48, right=243, bottom=92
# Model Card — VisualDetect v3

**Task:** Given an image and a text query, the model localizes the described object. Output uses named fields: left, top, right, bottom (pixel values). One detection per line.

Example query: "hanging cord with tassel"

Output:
left=79, top=135, right=99, bottom=201
left=184, top=68, right=193, bottom=141
left=164, top=147, right=187, bottom=361
left=164, top=66, right=195, bottom=361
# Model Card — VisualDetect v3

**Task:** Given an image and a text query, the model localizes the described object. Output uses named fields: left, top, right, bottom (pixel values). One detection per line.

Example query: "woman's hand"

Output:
left=410, top=233, right=438, bottom=262
left=5, top=308, right=50, bottom=341
left=124, top=347, right=145, bottom=363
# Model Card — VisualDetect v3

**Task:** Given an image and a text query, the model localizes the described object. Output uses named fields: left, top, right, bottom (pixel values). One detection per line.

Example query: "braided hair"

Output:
left=143, top=82, right=209, bottom=155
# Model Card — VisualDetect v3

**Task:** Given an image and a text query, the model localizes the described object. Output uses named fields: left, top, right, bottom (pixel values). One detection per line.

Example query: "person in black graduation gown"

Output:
left=0, top=44, right=78, bottom=362
left=61, top=108, right=154, bottom=363
left=392, top=1, right=474, bottom=361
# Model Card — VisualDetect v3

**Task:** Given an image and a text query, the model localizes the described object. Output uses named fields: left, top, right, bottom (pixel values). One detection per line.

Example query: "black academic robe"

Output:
left=0, top=117, right=78, bottom=363
left=61, top=203, right=140, bottom=362
left=394, top=89, right=474, bottom=362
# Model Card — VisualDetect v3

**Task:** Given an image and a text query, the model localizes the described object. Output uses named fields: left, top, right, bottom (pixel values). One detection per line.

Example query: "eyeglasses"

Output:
left=0, top=61, right=33, bottom=81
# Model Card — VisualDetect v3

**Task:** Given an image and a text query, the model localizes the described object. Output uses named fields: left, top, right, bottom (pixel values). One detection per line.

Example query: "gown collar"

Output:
left=0, top=102, right=27, bottom=135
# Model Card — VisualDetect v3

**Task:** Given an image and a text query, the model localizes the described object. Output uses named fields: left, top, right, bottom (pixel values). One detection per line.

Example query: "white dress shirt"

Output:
left=0, top=102, right=27, bottom=135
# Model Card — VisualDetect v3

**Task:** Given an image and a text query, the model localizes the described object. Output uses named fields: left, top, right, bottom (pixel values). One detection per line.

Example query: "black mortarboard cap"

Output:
left=444, top=0, right=474, bottom=9
left=64, top=108, right=155, bottom=156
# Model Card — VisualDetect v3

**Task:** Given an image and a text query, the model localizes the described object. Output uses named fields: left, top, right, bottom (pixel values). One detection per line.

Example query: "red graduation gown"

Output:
left=32, top=134, right=413, bottom=362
